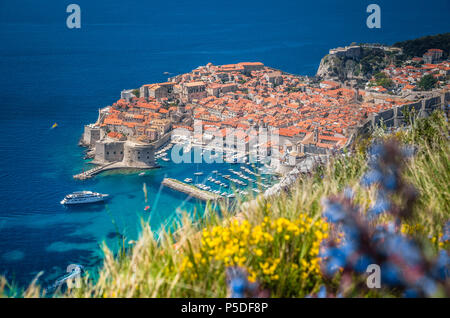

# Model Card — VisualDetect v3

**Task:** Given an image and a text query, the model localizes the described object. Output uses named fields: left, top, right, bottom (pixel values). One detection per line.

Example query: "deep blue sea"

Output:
left=0, top=0, right=448, bottom=289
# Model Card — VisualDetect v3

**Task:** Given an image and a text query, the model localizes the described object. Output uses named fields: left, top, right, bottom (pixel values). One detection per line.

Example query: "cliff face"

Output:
left=316, top=46, right=403, bottom=82
left=316, top=54, right=361, bottom=81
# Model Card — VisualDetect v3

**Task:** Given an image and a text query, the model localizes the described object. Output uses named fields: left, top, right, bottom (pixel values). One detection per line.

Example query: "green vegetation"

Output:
left=417, top=74, right=438, bottom=91
left=132, top=89, right=140, bottom=98
left=1, top=111, right=448, bottom=298
left=373, top=72, right=394, bottom=89
left=360, top=48, right=386, bottom=75
left=393, top=33, right=449, bottom=58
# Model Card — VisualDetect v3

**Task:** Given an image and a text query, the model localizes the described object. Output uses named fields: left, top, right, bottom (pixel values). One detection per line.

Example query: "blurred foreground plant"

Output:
left=320, top=138, right=449, bottom=297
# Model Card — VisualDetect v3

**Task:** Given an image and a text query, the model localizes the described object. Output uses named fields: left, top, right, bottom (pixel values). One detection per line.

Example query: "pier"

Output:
left=162, top=178, right=222, bottom=202
left=73, top=162, right=117, bottom=180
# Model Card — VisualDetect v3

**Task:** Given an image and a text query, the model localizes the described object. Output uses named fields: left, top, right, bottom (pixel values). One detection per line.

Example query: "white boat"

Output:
left=194, top=172, right=204, bottom=176
left=139, top=172, right=146, bottom=176
left=60, top=191, right=108, bottom=205
left=161, top=157, right=170, bottom=162
left=184, top=178, right=193, bottom=183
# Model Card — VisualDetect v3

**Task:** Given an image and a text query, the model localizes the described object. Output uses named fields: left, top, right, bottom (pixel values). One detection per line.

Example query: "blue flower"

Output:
left=381, top=262, right=404, bottom=286
left=386, top=222, right=396, bottom=233
left=369, top=143, right=385, bottom=157
left=416, top=276, right=437, bottom=297
left=430, top=250, right=450, bottom=281
left=353, top=254, right=374, bottom=273
left=385, top=235, right=421, bottom=266
left=367, top=193, right=390, bottom=217
left=226, top=267, right=251, bottom=298
left=317, top=286, right=327, bottom=298
left=321, top=247, right=347, bottom=275
left=321, top=241, right=358, bottom=276
left=322, top=201, right=346, bottom=223
left=372, top=227, right=388, bottom=244
left=382, top=170, right=397, bottom=191
left=361, top=169, right=383, bottom=187
left=230, top=277, right=246, bottom=298
left=404, top=288, right=419, bottom=298
left=341, top=224, right=360, bottom=242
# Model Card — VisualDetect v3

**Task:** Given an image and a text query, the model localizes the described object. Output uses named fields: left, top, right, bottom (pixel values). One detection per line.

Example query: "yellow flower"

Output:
left=315, top=230, right=323, bottom=240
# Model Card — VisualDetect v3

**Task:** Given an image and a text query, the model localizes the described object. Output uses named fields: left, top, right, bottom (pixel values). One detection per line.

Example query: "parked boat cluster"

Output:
left=155, top=143, right=173, bottom=161
left=180, top=165, right=277, bottom=199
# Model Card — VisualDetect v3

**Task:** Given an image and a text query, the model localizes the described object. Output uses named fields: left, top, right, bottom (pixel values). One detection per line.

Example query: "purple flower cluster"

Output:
left=320, top=139, right=449, bottom=297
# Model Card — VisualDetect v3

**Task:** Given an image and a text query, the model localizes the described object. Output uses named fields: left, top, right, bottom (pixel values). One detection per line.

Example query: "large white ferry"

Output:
left=60, top=191, right=109, bottom=205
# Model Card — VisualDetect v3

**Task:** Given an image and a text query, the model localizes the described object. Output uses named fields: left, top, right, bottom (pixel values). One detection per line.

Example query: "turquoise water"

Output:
left=0, top=0, right=448, bottom=288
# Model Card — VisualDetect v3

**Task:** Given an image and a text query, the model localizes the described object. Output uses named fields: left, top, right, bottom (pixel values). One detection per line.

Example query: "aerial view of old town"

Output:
left=78, top=45, right=449, bottom=201
left=0, top=0, right=449, bottom=305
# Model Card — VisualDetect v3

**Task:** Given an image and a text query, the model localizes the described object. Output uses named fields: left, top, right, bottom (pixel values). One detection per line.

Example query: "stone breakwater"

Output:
left=162, top=178, right=222, bottom=202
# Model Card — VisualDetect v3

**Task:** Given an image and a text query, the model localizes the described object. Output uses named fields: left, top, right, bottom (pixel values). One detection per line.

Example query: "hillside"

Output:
left=316, top=45, right=405, bottom=82
left=393, top=33, right=450, bottom=59
left=317, top=33, right=450, bottom=82
left=1, top=110, right=448, bottom=298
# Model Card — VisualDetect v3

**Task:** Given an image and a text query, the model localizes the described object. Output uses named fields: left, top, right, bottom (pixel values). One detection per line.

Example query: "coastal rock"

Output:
left=316, top=45, right=403, bottom=82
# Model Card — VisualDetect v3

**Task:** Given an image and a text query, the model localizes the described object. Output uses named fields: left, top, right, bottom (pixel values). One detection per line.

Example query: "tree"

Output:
left=393, top=33, right=450, bottom=59
left=417, top=74, right=438, bottom=91
left=373, top=72, right=394, bottom=89
left=132, top=89, right=140, bottom=98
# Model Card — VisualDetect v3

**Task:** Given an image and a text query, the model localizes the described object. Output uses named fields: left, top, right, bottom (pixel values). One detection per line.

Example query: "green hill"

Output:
left=393, top=33, right=450, bottom=58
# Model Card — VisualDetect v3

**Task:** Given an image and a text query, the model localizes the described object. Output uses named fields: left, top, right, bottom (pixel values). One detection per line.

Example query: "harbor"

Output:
left=162, top=178, right=223, bottom=202
left=73, top=161, right=158, bottom=180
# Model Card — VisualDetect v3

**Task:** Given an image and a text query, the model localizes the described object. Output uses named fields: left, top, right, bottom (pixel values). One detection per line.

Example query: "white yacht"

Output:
left=60, top=191, right=109, bottom=205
